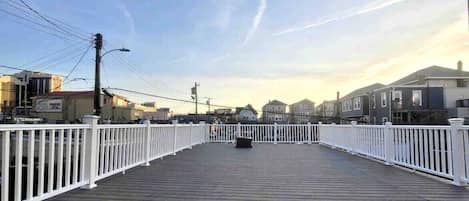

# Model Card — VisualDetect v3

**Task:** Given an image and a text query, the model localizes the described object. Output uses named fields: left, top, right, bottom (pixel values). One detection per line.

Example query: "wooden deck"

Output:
left=49, top=144, right=469, bottom=201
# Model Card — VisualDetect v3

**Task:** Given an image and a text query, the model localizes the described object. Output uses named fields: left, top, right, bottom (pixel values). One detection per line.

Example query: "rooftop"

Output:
left=51, top=144, right=469, bottom=201
left=39, top=90, right=95, bottom=97
left=391, top=65, right=469, bottom=85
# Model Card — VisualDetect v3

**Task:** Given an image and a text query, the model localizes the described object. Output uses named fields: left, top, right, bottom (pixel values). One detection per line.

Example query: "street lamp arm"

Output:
left=101, top=48, right=131, bottom=57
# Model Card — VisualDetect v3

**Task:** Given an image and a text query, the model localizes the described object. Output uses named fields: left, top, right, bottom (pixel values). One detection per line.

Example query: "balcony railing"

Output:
left=0, top=116, right=207, bottom=201
left=209, top=123, right=320, bottom=143
left=319, top=119, right=468, bottom=186
left=0, top=117, right=468, bottom=201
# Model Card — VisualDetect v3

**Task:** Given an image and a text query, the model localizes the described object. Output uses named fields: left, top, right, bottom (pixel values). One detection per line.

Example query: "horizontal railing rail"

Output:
left=209, top=123, right=319, bottom=144
left=0, top=117, right=208, bottom=201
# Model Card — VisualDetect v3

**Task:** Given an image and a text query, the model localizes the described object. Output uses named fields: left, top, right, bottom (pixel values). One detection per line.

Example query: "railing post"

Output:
left=384, top=122, right=394, bottom=165
left=172, top=120, right=178, bottom=155
left=318, top=122, right=322, bottom=144
left=307, top=122, right=312, bottom=144
left=350, top=121, right=357, bottom=154
left=274, top=123, right=278, bottom=144
left=82, top=115, right=99, bottom=189
left=199, top=121, right=206, bottom=144
left=143, top=120, right=151, bottom=166
left=237, top=122, right=241, bottom=138
left=449, top=118, right=466, bottom=186
left=189, top=122, right=193, bottom=148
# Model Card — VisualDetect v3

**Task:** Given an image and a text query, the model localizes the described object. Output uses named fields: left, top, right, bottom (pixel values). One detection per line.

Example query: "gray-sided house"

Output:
left=370, top=62, right=469, bottom=125
left=339, top=83, right=385, bottom=123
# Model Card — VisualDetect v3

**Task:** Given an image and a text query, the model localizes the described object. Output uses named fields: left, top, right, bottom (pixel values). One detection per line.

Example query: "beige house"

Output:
left=261, top=100, right=288, bottom=123
left=32, top=91, right=143, bottom=123
left=290, top=99, right=315, bottom=123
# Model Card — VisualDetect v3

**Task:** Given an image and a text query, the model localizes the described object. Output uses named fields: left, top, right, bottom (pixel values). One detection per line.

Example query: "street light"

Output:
left=102, top=48, right=131, bottom=57
left=93, top=33, right=131, bottom=116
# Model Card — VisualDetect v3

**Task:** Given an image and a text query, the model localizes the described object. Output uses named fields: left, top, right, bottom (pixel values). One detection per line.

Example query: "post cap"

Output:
left=143, top=120, right=151, bottom=125
left=351, top=121, right=357, bottom=125
left=385, top=122, right=393, bottom=126
left=448, top=118, right=465, bottom=126
left=83, top=115, right=100, bottom=119
left=171, top=120, right=178, bottom=124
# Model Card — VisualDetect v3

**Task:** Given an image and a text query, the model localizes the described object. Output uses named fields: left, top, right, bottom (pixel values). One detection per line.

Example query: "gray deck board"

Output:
left=49, top=144, right=469, bottom=201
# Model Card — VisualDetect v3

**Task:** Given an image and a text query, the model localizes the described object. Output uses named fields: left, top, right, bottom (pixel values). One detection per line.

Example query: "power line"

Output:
left=34, top=46, right=92, bottom=71
left=0, top=8, right=79, bottom=42
left=103, top=42, right=188, bottom=96
left=104, top=87, right=355, bottom=122
left=18, top=41, right=86, bottom=68
left=63, top=43, right=93, bottom=81
left=1, top=0, right=91, bottom=43
left=17, top=0, right=90, bottom=41
left=0, top=64, right=33, bottom=72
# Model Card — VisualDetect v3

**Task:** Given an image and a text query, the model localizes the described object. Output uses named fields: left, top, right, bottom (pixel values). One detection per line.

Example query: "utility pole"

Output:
left=94, top=33, right=103, bottom=116
left=191, top=82, right=199, bottom=114
left=206, top=98, right=211, bottom=113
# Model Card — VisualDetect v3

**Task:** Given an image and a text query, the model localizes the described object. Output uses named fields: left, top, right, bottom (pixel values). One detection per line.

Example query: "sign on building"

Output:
left=35, top=99, right=63, bottom=112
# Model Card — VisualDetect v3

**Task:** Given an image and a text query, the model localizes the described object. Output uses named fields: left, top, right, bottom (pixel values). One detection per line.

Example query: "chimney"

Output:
left=457, top=60, right=463, bottom=72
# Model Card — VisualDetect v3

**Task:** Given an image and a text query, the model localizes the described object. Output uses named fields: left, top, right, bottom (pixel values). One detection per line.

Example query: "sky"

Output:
left=0, top=0, right=468, bottom=114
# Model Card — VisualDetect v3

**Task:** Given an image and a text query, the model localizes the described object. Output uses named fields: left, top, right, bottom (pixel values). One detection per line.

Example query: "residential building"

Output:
left=370, top=62, right=469, bottom=124
left=339, top=83, right=385, bottom=123
left=13, top=70, right=63, bottom=115
left=233, top=104, right=257, bottom=123
left=290, top=99, right=315, bottom=123
left=261, top=100, right=288, bottom=123
left=131, top=102, right=161, bottom=120
left=212, top=108, right=233, bottom=123
left=102, top=93, right=143, bottom=123
left=143, top=107, right=172, bottom=121
left=316, top=101, right=336, bottom=117
left=32, top=91, right=143, bottom=123
left=0, top=75, right=16, bottom=116
left=155, top=108, right=172, bottom=120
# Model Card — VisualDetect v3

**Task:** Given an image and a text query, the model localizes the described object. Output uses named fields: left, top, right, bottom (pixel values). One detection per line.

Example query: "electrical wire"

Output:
left=18, top=41, right=86, bottom=68
left=18, top=0, right=90, bottom=41
left=63, top=43, right=92, bottom=81
left=105, top=87, right=352, bottom=121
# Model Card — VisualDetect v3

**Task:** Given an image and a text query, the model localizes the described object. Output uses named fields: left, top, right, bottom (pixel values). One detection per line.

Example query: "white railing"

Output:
left=0, top=117, right=208, bottom=201
left=462, top=126, right=469, bottom=183
left=319, top=119, right=468, bottom=186
left=209, top=123, right=319, bottom=144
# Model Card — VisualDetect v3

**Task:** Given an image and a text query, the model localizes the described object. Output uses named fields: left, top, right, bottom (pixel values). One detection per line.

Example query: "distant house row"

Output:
left=260, top=99, right=315, bottom=124
left=199, top=99, right=315, bottom=124
left=316, top=61, right=469, bottom=125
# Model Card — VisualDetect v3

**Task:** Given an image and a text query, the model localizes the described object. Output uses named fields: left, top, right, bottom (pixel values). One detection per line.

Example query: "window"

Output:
left=353, top=97, right=361, bottom=110
left=371, top=95, right=376, bottom=109
left=392, top=90, right=402, bottom=108
left=381, top=92, right=387, bottom=107
left=412, top=90, right=422, bottom=106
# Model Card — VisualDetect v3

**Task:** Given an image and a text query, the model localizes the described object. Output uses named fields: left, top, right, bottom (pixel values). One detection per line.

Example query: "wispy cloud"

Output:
left=242, top=0, right=267, bottom=46
left=115, top=1, right=136, bottom=45
left=274, top=0, right=405, bottom=36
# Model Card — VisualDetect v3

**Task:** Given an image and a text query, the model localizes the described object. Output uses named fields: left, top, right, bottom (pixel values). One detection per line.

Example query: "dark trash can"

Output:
left=236, top=137, right=252, bottom=148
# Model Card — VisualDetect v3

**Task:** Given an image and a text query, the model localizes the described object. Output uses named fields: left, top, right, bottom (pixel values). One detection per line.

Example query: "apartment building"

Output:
left=290, top=99, right=315, bottom=123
